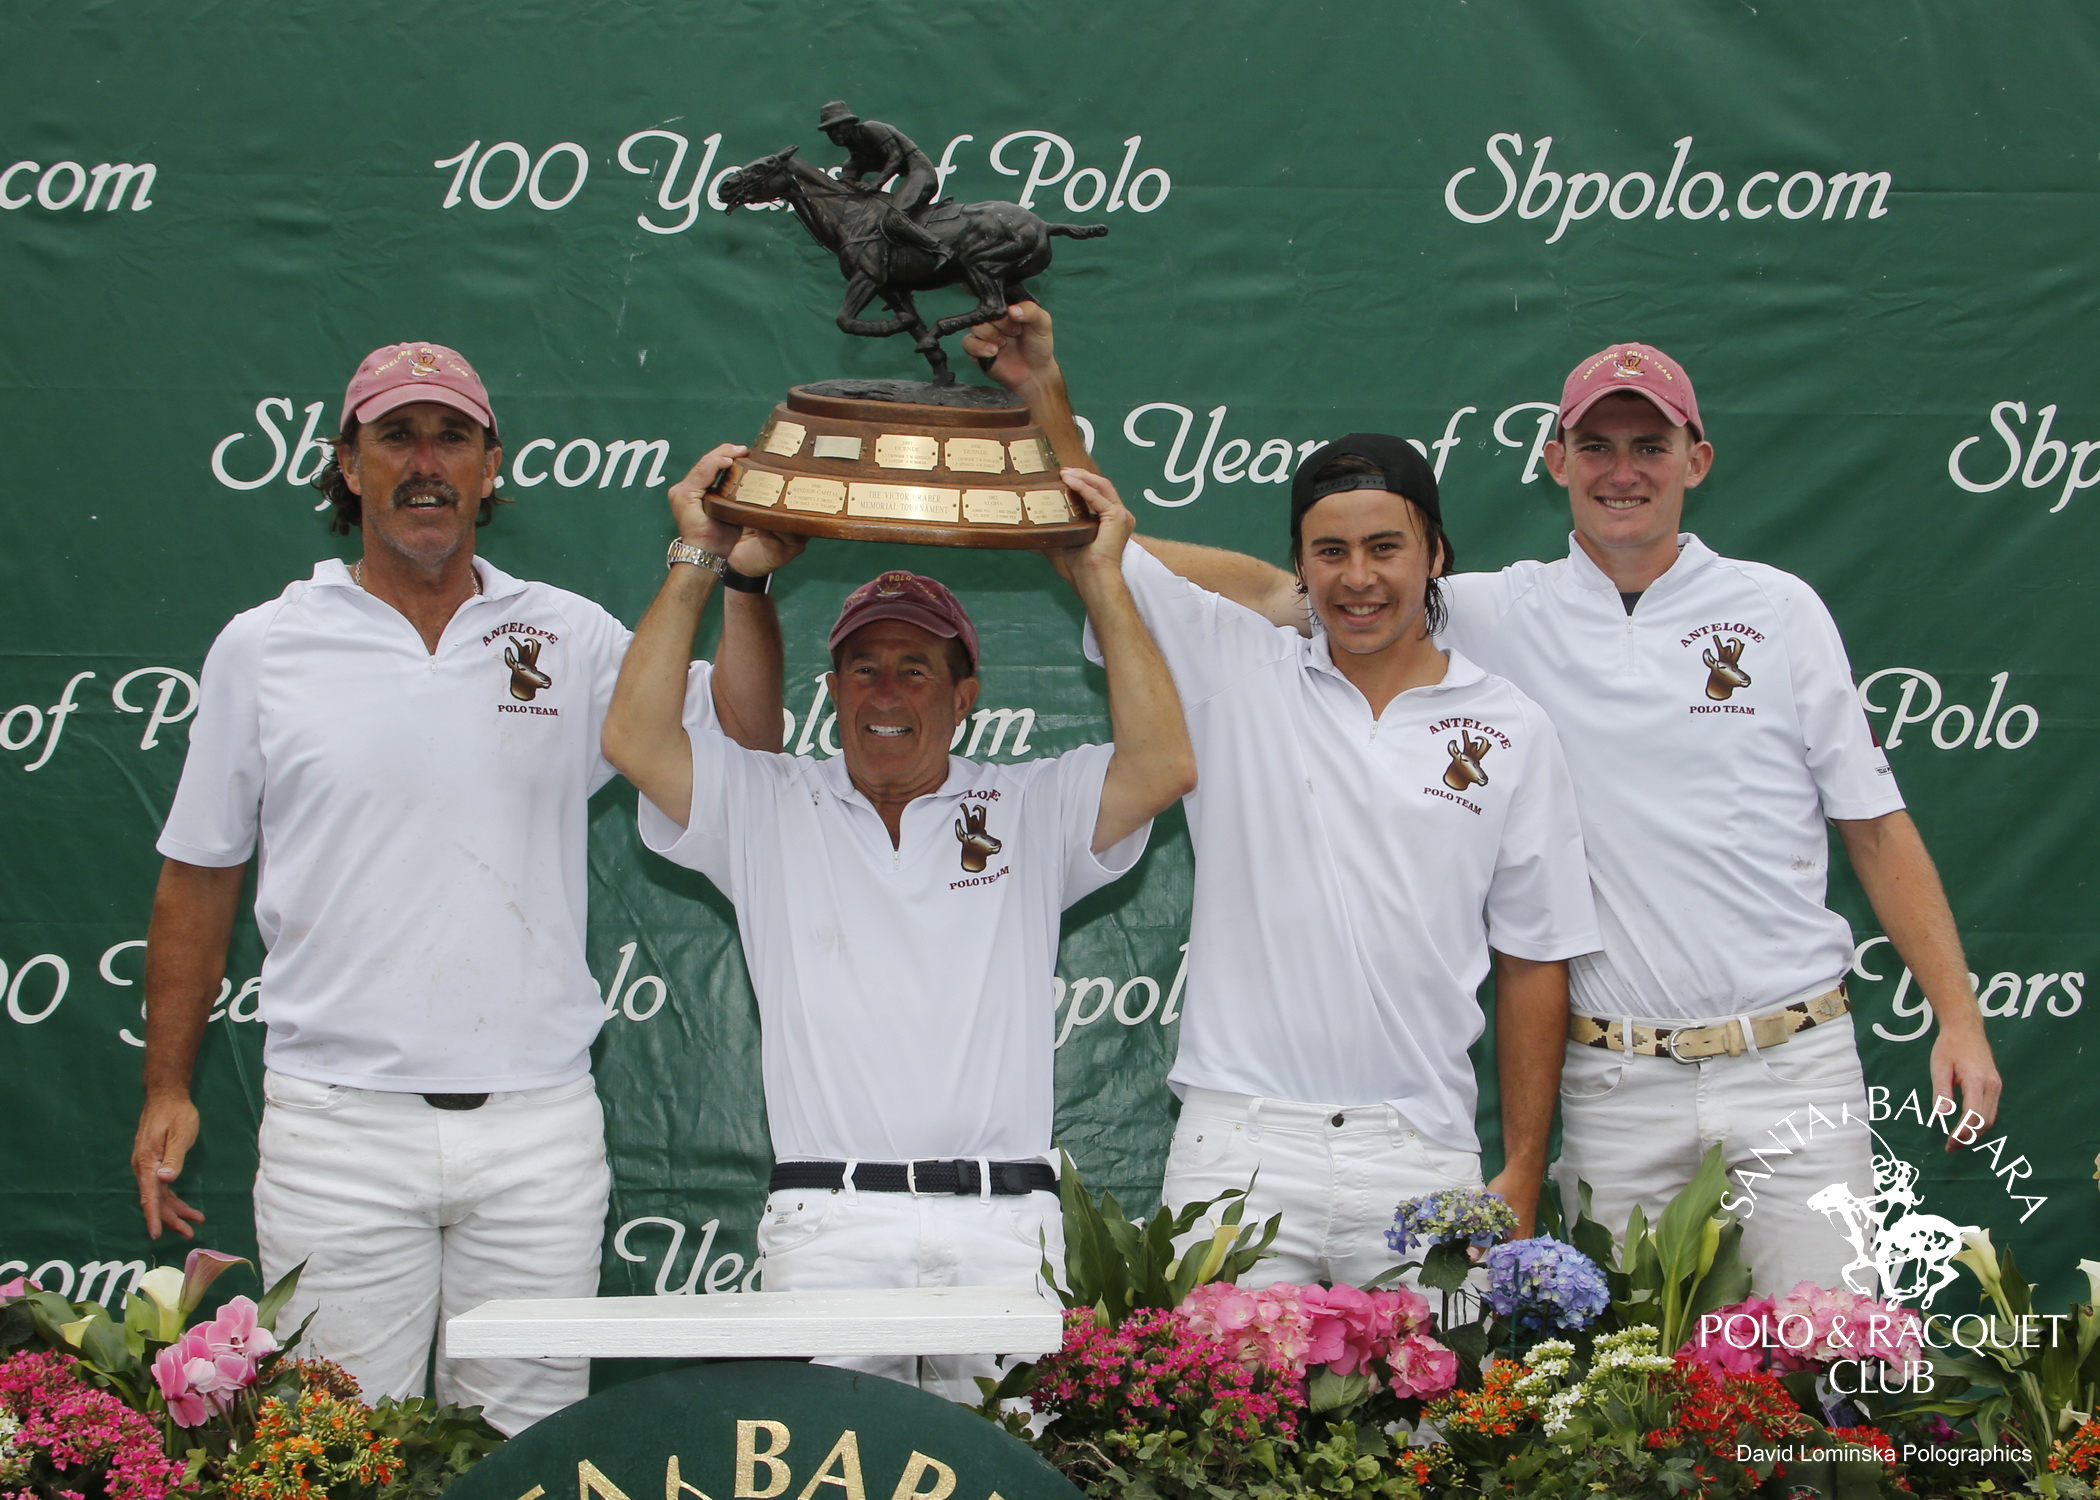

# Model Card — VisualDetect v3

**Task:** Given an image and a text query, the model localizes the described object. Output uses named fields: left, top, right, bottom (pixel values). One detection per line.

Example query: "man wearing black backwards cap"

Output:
left=966, top=309, right=1598, bottom=1282
left=601, top=439, right=1193, bottom=1400
left=1086, top=338, right=2001, bottom=1296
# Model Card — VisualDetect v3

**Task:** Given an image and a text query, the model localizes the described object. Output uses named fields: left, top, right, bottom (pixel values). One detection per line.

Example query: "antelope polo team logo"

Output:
left=486, top=625, right=559, bottom=714
left=1683, top=621, right=1763, bottom=713
left=1424, top=717, right=1510, bottom=815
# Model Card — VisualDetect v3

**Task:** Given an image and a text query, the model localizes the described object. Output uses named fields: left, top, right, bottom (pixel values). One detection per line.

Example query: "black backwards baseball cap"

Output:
left=1288, top=433, right=1443, bottom=552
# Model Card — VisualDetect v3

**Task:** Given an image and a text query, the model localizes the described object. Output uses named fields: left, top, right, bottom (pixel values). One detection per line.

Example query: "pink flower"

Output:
left=148, top=1296, right=276, bottom=1428
left=1301, top=1284, right=1378, bottom=1375
left=1367, top=1286, right=1433, bottom=1340
left=1178, top=1281, right=1260, bottom=1342
left=0, top=1276, right=26, bottom=1301
left=1770, top=1282, right=1924, bottom=1369
left=1383, top=1331, right=1459, bottom=1398
left=1679, top=1284, right=1925, bottom=1375
left=1679, top=1293, right=1788, bottom=1374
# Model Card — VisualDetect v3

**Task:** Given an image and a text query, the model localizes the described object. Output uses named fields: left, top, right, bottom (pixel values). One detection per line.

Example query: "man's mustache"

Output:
left=389, top=475, right=463, bottom=508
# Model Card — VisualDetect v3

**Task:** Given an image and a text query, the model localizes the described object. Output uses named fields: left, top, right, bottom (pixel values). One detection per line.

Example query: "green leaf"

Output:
left=256, top=1258, right=307, bottom=1332
left=1650, top=1144, right=1729, bottom=1284
left=1306, top=1368, right=1372, bottom=1414
left=0, top=1301, right=35, bottom=1352
left=1420, top=1240, right=1474, bottom=1294
left=1685, top=1217, right=1751, bottom=1324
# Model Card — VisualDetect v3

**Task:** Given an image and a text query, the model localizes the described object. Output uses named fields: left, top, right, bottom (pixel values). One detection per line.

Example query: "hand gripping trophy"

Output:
left=703, top=101, right=1108, bottom=548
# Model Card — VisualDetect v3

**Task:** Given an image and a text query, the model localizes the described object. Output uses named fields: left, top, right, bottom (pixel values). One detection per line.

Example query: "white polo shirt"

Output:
left=637, top=672, right=1149, bottom=1165
left=1108, top=546, right=1599, bottom=1151
left=158, top=558, right=630, bottom=1093
left=1438, top=533, right=1904, bottom=1024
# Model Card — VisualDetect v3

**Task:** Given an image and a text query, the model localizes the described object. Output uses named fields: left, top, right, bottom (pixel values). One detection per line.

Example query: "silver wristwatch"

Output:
left=666, top=539, right=728, bottom=576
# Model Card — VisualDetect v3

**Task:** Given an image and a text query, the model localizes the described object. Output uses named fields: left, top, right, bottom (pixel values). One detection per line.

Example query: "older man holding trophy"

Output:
left=603, top=108, right=1190, bottom=1403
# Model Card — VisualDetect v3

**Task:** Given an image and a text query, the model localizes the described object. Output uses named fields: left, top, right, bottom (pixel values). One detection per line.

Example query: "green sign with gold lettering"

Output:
left=444, top=1363, right=1081, bottom=1500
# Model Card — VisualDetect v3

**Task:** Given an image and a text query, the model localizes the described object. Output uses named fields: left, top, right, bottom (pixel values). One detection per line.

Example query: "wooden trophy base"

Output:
left=704, top=383, right=1097, bottom=549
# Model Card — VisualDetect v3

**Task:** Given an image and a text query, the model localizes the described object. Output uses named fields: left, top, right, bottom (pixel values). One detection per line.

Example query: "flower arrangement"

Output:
left=0, top=1256, right=501, bottom=1500
left=224, top=1387, right=404, bottom=1500
left=0, top=1348, right=185, bottom=1500
left=1021, top=1307, right=1298, bottom=1496
left=1178, top=1281, right=1459, bottom=1399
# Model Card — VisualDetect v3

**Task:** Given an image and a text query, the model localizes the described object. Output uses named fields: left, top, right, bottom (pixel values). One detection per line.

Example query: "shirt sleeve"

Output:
left=1042, top=741, right=1151, bottom=907
left=635, top=660, right=743, bottom=884
left=156, top=605, right=274, bottom=868
left=1083, top=544, right=1299, bottom=708
left=567, top=599, right=634, bottom=796
left=1483, top=700, right=1603, bottom=962
left=1781, top=578, right=1906, bottom=821
left=1434, top=568, right=1518, bottom=661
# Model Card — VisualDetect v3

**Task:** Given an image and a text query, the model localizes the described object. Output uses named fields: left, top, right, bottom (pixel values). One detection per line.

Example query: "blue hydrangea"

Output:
left=1385, top=1187, right=1519, bottom=1255
left=1484, top=1236, right=1610, bottom=1334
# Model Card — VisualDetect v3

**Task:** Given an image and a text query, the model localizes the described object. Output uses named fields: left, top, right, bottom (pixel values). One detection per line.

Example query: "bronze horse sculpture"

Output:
left=715, top=146, right=1106, bottom=384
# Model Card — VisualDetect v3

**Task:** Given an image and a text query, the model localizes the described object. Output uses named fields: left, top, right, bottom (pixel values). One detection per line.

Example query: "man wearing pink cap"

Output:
left=129, top=343, right=790, bottom=1430
left=601, top=442, right=1194, bottom=1400
left=1120, top=340, right=2002, bottom=1293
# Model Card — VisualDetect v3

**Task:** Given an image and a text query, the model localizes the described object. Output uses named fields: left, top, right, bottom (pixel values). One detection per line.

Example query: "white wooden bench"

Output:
left=445, top=1285, right=1066, bottom=1361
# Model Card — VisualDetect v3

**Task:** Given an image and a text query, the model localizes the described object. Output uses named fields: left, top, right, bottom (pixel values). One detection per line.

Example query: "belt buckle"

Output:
left=905, top=1160, right=937, bottom=1197
left=1663, top=1027, right=1701, bottom=1065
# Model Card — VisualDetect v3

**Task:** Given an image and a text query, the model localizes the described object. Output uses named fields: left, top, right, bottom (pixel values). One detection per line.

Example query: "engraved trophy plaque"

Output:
left=702, top=103, right=1107, bottom=548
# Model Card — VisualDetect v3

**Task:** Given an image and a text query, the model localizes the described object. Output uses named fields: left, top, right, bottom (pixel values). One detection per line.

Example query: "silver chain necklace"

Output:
left=352, top=558, right=482, bottom=596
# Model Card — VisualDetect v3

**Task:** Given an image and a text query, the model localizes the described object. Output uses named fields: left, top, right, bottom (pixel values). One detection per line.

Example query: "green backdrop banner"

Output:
left=3, top=1, right=2094, bottom=1337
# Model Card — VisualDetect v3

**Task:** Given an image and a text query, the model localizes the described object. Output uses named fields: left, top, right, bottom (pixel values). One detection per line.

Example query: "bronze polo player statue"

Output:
left=715, top=143, right=1106, bottom=385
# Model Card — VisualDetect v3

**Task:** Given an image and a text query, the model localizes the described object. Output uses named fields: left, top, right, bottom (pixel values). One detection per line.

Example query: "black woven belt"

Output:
left=769, top=1159, right=1057, bottom=1196
left=422, top=1093, right=490, bottom=1110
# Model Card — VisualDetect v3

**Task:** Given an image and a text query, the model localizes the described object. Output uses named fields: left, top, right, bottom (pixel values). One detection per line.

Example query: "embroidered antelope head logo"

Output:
left=503, top=636, right=553, bottom=701
left=1442, top=732, right=1492, bottom=792
left=1702, top=637, right=1752, bottom=701
left=954, top=803, right=1003, bottom=873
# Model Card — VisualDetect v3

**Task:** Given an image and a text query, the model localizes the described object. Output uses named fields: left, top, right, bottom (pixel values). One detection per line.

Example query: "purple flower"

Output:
left=1485, top=1236, right=1609, bottom=1335
left=1386, top=1188, right=1518, bottom=1255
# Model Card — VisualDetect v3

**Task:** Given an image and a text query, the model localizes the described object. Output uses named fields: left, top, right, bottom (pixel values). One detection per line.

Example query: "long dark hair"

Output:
left=311, top=418, right=512, bottom=536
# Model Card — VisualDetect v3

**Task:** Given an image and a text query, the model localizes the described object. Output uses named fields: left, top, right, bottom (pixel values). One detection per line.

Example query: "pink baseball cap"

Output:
left=341, top=341, right=497, bottom=437
left=829, top=570, right=980, bottom=672
left=1560, top=342, right=1702, bottom=440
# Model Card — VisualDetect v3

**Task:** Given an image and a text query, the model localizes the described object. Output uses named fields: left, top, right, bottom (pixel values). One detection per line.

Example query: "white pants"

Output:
left=1555, top=1009, right=1874, bottom=1295
left=755, top=1180, right=1066, bottom=1404
left=1160, top=1087, right=1485, bottom=1289
left=253, top=1070, right=610, bottom=1435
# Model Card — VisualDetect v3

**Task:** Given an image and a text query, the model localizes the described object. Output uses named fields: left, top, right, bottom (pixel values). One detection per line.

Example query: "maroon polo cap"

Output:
left=1560, top=342, right=1702, bottom=440
left=829, top=570, right=980, bottom=673
left=341, top=341, right=498, bottom=437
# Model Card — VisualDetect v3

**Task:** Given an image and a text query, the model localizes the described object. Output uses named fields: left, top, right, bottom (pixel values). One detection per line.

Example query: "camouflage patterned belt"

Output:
left=1567, top=985, right=1849, bottom=1063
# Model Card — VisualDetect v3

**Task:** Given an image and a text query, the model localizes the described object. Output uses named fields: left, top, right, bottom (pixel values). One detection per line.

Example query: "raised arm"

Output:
left=1835, top=810, right=2001, bottom=1147
left=1053, top=468, right=1196, bottom=852
left=708, top=463, right=805, bottom=752
left=132, top=857, right=246, bottom=1239
left=964, top=303, right=1307, bottom=631
left=1135, top=535, right=1306, bottom=632
left=604, top=443, right=802, bottom=823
